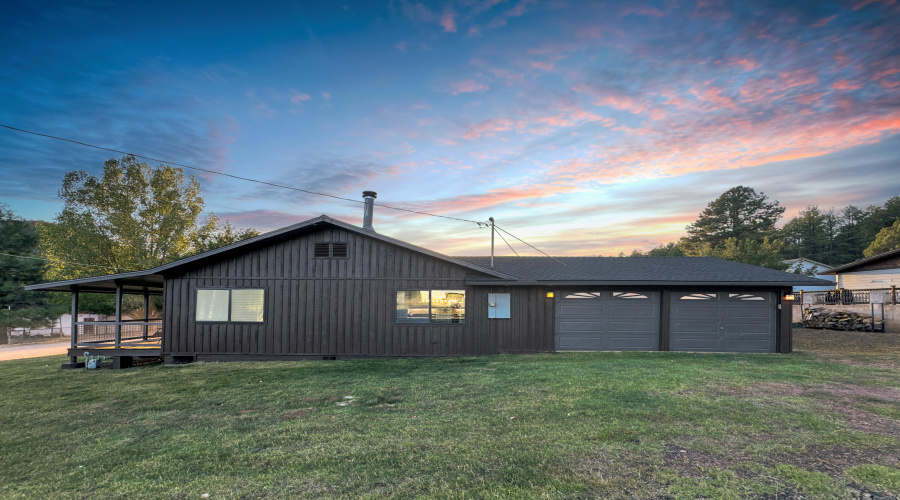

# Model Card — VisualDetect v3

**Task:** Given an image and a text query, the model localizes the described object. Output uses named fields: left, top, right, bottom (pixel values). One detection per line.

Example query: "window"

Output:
left=680, top=293, right=716, bottom=300
left=565, top=292, right=603, bottom=299
left=196, top=288, right=265, bottom=323
left=314, top=242, right=349, bottom=258
left=728, top=293, right=766, bottom=301
left=396, top=290, right=465, bottom=324
left=613, top=292, right=649, bottom=300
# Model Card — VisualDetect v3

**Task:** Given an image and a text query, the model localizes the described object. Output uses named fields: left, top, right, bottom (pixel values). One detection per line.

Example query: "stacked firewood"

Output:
left=802, top=307, right=884, bottom=331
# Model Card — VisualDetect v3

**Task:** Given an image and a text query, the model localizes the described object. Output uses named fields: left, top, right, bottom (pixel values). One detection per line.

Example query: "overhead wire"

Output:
left=0, top=124, right=564, bottom=262
left=0, top=124, right=482, bottom=225
left=494, top=225, right=567, bottom=266
left=0, top=252, right=131, bottom=272
left=494, top=227, right=520, bottom=257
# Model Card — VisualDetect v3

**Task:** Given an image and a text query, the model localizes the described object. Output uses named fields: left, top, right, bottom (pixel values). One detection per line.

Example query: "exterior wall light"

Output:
left=546, top=292, right=554, bottom=298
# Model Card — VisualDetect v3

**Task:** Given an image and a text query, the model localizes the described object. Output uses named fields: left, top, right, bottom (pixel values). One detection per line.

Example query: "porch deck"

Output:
left=66, top=320, right=163, bottom=368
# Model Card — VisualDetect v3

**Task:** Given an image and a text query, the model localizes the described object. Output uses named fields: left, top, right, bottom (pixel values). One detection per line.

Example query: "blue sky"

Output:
left=1, top=0, right=898, bottom=256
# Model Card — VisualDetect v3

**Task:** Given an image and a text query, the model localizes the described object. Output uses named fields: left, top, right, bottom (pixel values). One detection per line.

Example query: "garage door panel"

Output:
left=671, top=321, right=719, bottom=334
left=724, top=306, right=773, bottom=319
left=558, top=337, right=605, bottom=349
left=559, top=304, right=605, bottom=316
left=555, top=291, right=659, bottom=351
left=610, top=305, right=654, bottom=316
left=558, top=321, right=605, bottom=332
left=724, top=338, right=772, bottom=351
left=726, top=322, right=772, bottom=334
left=671, top=337, right=721, bottom=350
left=609, top=337, right=656, bottom=349
left=673, top=306, right=720, bottom=318
left=610, top=320, right=656, bottom=332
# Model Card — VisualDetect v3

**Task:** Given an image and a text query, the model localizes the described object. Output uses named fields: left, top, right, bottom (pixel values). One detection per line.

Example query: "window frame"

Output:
left=395, top=289, right=467, bottom=326
left=195, top=287, right=267, bottom=324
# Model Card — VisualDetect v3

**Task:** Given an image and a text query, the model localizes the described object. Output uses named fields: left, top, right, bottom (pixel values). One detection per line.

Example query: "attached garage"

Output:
left=669, top=291, right=776, bottom=353
left=555, top=291, right=660, bottom=351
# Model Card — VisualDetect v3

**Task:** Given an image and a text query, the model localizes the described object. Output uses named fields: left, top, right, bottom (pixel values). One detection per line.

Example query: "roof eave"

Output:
left=465, top=279, right=826, bottom=287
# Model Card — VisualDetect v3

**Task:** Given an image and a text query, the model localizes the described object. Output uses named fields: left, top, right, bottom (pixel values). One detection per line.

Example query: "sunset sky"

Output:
left=2, top=0, right=898, bottom=257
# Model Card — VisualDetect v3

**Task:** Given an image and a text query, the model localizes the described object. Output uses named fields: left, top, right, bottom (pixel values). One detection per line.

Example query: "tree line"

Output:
left=0, top=155, right=259, bottom=338
left=628, top=186, right=900, bottom=270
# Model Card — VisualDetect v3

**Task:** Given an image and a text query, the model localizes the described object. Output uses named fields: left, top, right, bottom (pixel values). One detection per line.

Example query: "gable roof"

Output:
left=455, top=256, right=833, bottom=286
left=26, top=215, right=514, bottom=292
left=821, top=247, right=900, bottom=275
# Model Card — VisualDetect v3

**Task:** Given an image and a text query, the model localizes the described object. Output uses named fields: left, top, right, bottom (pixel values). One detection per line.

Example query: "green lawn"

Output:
left=1, top=329, right=898, bottom=499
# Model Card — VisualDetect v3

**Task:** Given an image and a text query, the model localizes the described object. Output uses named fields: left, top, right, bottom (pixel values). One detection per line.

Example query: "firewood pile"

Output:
left=802, top=307, right=884, bottom=331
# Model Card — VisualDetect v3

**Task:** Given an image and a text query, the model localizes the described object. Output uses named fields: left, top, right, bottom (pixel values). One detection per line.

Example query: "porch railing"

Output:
left=801, top=287, right=896, bottom=306
left=73, top=319, right=162, bottom=347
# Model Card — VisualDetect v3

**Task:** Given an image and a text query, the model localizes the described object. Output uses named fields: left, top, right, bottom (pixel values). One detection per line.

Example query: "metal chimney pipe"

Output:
left=362, top=191, right=377, bottom=231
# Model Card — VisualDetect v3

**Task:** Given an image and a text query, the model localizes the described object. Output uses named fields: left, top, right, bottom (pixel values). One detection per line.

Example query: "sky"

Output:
left=1, top=0, right=899, bottom=258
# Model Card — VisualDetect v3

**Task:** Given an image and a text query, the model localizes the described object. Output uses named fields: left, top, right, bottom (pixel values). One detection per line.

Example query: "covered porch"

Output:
left=26, top=271, right=164, bottom=369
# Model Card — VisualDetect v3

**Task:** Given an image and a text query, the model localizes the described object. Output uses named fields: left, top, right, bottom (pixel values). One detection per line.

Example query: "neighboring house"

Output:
left=27, top=196, right=829, bottom=368
left=821, top=248, right=900, bottom=290
left=782, top=258, right=836, bottom=292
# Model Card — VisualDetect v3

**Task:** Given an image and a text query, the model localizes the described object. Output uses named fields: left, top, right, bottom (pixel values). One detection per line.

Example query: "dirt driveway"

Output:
left=0, top=341, right=69, bottom=361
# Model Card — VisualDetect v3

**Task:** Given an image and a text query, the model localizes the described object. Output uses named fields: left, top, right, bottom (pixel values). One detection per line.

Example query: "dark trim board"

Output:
left=68, top=348, right=163, bottom=357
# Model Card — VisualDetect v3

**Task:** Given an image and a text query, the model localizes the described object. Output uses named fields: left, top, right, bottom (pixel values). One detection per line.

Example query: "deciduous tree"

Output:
left=864, top=218, right=900, bottom=257
left=39, top=155, right=258, bottom=282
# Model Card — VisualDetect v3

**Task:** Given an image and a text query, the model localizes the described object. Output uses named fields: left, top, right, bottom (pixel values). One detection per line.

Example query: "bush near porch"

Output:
left=0, top=328, right=898, bottom=499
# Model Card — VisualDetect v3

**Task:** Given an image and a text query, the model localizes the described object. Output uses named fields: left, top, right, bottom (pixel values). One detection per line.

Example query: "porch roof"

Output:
left=25, top=270, right=163, bottom=294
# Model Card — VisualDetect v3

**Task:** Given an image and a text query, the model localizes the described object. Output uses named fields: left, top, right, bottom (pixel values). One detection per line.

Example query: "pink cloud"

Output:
left=726, top=57, right=760, bottom=71
left=779, top=68, right=819, bottom=88
left=622, top=5, right=665, bottom=17
left=463, top=117, right=514, bottom=139
left=833, top=80, right=863, bottom=90
left=289, top=91, right=311, bottom=104
left=572, top=84, right=648, bottom=114
left=811, top=15, right=837, bottom=28
left=449, top=79, right=489, bottom=95
left=529, top=60, right=555, bottom=71
left=440, top=6, right=457, bottom=32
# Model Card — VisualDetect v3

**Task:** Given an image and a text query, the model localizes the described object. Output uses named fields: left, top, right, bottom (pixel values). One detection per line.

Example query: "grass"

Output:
left=0, top=329, right=898, bottom=498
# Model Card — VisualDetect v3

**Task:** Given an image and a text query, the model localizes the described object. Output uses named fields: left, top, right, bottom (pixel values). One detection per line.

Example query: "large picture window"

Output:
left=196, top=288, right=265, bottom=323
left=396, top=290, right=465, bottom=324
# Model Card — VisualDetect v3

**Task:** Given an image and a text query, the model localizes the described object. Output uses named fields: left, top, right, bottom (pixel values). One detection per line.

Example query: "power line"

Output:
left=494, top=227, right=520, bottom=257
left=0, top=252, right=130, bottom=272
left=0, top=124, right=482, bottom=225
left=494, top=225, right=567, bottom=266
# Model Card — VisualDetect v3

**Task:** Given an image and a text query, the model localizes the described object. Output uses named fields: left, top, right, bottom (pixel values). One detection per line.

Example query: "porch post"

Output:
left=115, top=282, right=123, bottom=348
left=61, top=286, right=84, bottom=368
left=70, top=286, right=79, bottom=357
left=142, top=290, right=149, bottom=340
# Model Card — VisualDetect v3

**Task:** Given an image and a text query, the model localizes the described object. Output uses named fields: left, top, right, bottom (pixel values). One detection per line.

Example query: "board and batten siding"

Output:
left=162, top=227, right=553, bottom=358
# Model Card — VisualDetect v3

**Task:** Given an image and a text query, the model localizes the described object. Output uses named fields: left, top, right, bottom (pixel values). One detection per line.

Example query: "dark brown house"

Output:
left=28, top=211, right=829, bottom=368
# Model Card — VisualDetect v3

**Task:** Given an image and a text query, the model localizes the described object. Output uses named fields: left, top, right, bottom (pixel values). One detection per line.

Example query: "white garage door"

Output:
left=669, top=292, right=777, bottom=353
left=555, top=291, right=660, bottom=351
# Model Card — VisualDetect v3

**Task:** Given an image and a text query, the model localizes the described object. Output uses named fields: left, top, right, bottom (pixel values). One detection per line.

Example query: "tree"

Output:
left=39, top=155, right=259, bottom=282
left=0, top=205, right=66, bottom=343
left=682, top=236, right=787, bottom=270
left=864, top=218, right=900, bottom=257
left=685, top=186, right=785, bottom=249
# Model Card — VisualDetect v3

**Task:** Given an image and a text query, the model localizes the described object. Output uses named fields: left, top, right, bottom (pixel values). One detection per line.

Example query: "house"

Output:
left=27, top=193, right=830, bottom=369
left=821, top=248, right=900, bottom=292
left=781, top=258, right=835, bottom=292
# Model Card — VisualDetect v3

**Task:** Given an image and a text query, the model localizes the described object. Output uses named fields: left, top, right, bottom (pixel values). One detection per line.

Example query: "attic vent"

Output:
left=314, top=242, right=349, bottom=259
left=314, top=243, right=331, bottom=258
left=332, top=243, right=348, bottom=258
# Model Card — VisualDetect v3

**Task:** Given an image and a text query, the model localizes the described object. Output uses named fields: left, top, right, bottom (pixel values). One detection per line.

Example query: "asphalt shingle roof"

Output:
left=453, top=256, right=832, bottom=285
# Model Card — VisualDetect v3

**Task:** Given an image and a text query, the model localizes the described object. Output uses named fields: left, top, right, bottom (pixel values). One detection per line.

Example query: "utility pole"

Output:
left=489, top=217, right=495, bottom=269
